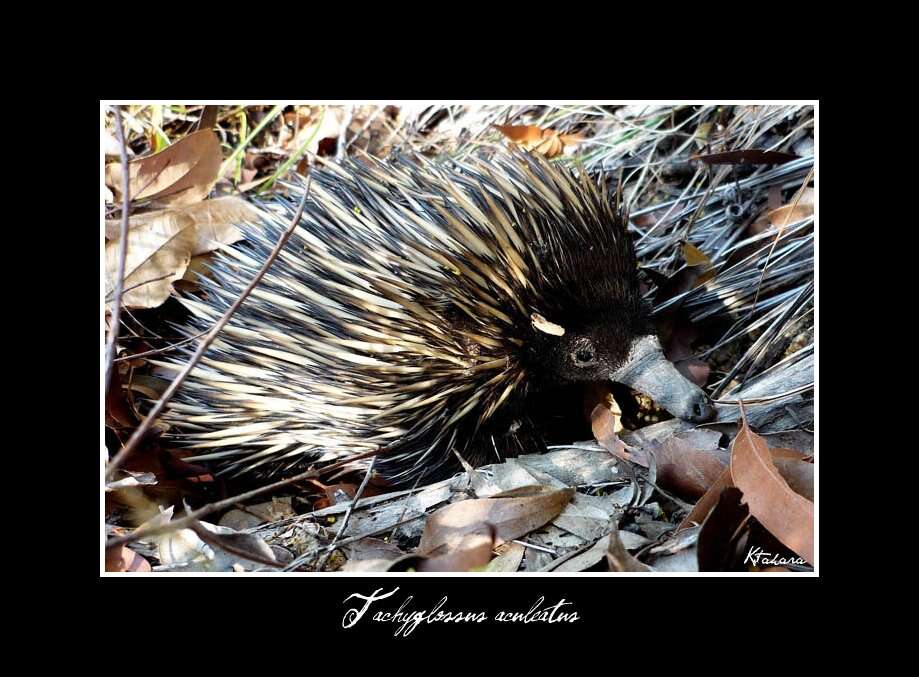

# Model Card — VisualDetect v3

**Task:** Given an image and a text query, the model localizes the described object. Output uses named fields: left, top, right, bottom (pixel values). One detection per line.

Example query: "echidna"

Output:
left=159, top=150, right=713, bottom=486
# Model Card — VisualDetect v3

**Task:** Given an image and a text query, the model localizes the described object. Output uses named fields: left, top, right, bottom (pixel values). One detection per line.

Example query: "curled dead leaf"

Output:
left=494, top=124, right=583, bottom=158
left=751, top=188, right=814, bottom=234
left=682, top=243, right=711, bottom=267
left=682, top=243, right=717, bottom=288
left=589, top=385, right=638, bottom=463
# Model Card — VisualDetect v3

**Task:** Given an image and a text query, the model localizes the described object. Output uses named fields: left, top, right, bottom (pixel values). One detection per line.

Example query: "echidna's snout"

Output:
left=610, top=335, right=714, bottom=423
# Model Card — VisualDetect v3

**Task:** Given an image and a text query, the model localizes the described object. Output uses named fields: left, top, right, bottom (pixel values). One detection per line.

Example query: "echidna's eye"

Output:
left=573, top=347, right=597, bottom=368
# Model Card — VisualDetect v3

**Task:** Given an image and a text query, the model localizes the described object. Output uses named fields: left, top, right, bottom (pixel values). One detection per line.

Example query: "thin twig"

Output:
left=104, top=271, right=174, bottom=301
left=105, top=174, right=313, bottom=480
left=104, top=106, right=131, bottom=394
left=315, top=456, right=376, bottom=571
left=113, top=329, right=209, bottom=363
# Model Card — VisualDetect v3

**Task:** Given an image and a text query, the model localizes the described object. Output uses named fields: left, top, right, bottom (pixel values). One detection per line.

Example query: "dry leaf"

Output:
left=105, top=130, right=222, bottom=208
left=494, top=124, right=582, bottom=158
left=494, top=124, right=545, bottom=144
left=417, top=485, right=573, bottom=555
left=342, top=537, right=406, bottom=572
left=103, top=130, right=128, bottom=157
left=607, top=526, right=653, bottom=572
left=751, top=188, right=814, bottom=234
left=772, top=456, right=814, bottom=502
left=682, top=243, right=717, bottom=288
left=105, top=196, right=253, bottom=253
left=677, top=465, right=732, bottom=532
left=283, top=106, right=344, bottom=156
left=696, top=486, right=749, bottom=571
left=585, top=383, right=623, bottom=432
left=105, top=214, right=196, bottom=311
left=677, top=445, right=811, bottom=532
left=682, top=243, right=711, bottom=267
left=485, top=542, right=526, bottom=572
left=591, top=400, right=637, bottom=463
left=417, top=531, right=495, bottom=572
left=649, top=435, right=730, bottom=500
left=105, top=546, right=152, bottom=572
left=730, top=406, right=814, bottom=564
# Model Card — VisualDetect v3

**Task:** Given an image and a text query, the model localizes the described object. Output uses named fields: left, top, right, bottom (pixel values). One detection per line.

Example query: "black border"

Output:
left=89, top=87, right=835, bottom=643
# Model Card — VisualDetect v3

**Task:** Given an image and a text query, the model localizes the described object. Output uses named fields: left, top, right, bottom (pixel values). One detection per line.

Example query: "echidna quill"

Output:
left=158, top=150, right=713, bottom=486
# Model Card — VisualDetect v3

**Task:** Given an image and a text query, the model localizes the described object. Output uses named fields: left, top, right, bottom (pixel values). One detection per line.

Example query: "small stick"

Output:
left=113, top=329, right=209, bottom=363
left=104, top=106, right=131, bottom=395
left=104, top=272, right=174, bottom=301
left=315, top=456, right=376, bottom=571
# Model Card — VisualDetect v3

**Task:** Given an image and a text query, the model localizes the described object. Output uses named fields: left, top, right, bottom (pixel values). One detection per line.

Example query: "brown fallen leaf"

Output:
left=730, top=404, right=814, bottom=564
left=772, top=457, right=814, bottom=502
left=178, top=253, right=216, bottom=288
left=649, top=435, right=730, bottom=500
left=750, top=188, right=814, bottom=235
left=105, top=129, right=222, bottom=208
left=105, top=546, right=152, bottom=573
left=677, top=465, right=732, bottom=533
left=590, top=387, right=646, bottom=464
left=607, top=524, right=653, bottom=572
left=494, top=124, right=545, bottom=144
left=677, top=445, right=812, bottom=532
left=417, top=530, right=495, bottom=572
left=342, top=537, right=405, bottom=569
left=105, top=367, right=137, bottom=428
left=683, top=242, right=711, bottom=267
left=104, top=213, right=196, bottom=311
left=494, top=124, right=583, bottom=158
left=682, top=242, right=717, bottom=288
left=417, top=485, right=573, bottom=556
left=105, top=196, right=254, bottom=253
left=661, top=313, right=711, bottom=388
left=697, top=486, right=750, bottom=572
